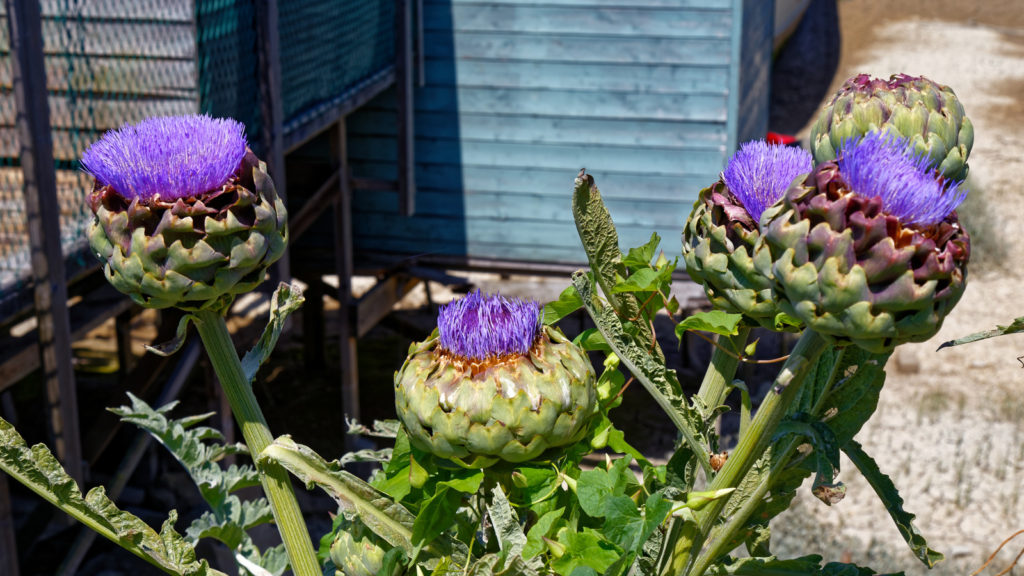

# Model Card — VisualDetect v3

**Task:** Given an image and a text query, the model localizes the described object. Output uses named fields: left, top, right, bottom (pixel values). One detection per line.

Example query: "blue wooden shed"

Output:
left=346, top=0, right=774, bottom=268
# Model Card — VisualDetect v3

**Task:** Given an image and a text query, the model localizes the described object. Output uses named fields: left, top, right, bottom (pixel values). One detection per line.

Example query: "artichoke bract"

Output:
left=758, top=132, right=970, bottom=353
left=330, top=528, right=386, bottom=576
left=395, top=291, right=597, bottom=465
left=810, top=73, right=973, bottom=181
left=82, top=115, right=287, bottom=313
left=683, top=141, right=812, bottom=331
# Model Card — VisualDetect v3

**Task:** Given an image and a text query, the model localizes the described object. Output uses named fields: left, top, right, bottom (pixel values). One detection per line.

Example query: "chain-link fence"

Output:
left=0, top=0, right=397, bottom=322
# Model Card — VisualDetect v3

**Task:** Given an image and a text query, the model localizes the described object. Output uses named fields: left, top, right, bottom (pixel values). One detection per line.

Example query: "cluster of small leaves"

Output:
left=111, top=394, right=288, bottom=576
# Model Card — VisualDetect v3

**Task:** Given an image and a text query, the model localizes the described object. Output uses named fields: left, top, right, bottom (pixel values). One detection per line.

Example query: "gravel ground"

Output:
left=770, top=3, right=1024, bottom=573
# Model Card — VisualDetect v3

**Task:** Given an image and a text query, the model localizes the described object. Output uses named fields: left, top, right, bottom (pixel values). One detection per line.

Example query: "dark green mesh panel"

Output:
left=1, top=0, right=198, bottom=314
left=195, top=0, right=262, bottom=150
left=278, top=0, right=395, bottom=122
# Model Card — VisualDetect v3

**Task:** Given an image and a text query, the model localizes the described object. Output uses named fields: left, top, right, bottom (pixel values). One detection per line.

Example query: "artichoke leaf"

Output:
left=571, top=271, right=712, bottom=477
left=937, top=316, right=1024, bottom=351
left=241, top=282, right=304, bottom=383
left=705, top=554, right=885, bottom=575
left=843, top=440, right=944, bottom=568
left=144, top=313, right=196, bottom=356
left=258, top=436, right=467, bottom=565
left=0, top=418, right=225, bottom=576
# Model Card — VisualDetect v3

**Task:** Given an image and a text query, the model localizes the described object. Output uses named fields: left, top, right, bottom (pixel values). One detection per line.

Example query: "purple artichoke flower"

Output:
left=437, top=290, right=542, bottom=361
left=81, top=115, right=248, bottom=202
left=722, top=140, right=814, bottom=224
left=837, top=131, right=968, bottom=227
left=395, top=290, right=596, bottom=465
left=84, top=114, right=286, bottom=313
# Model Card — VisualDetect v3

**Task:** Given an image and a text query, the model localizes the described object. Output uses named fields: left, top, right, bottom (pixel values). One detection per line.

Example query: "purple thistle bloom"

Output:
left=81, top=115, right=248, bottom=202
left=722, top=140, right=813, bottom=223
left=837, top=131, right=968, bottom=227
left=437, top=290, right=542, bottom=361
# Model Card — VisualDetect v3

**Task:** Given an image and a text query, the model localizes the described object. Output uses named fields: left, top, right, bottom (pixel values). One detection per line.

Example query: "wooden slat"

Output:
left=377, top=86, right=728, bottom=121
left=419, top=60, right=729, bottom=94
left=425, top=31, right=731, bottom=65
left=349, top=136, right=725, bottom=175
left=430, top=5, right=730, bottom=37
left=349, top=110, right=728, bottom=148
left=354, top=189, right=695, bottom=228
left=350, top=162, right=718, bottom=202
left=288, top=170, right=340, bottom=240
left=353, top=275, right=421, bottom=338
left=395, top=0, right=416, bottom=216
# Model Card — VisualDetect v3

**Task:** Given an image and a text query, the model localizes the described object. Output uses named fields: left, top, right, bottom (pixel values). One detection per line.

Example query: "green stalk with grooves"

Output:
left=687, top=346, right=848, bottom=574
left=696, top=328, right=750, bottom=409
left=658, top=329, right=830, bottom=576
left=193, top=308, right=321, bottom=576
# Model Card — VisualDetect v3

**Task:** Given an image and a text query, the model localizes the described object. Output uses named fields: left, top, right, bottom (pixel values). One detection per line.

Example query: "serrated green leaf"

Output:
left=572, top=272, right=711, bottom=477
left=0, top=418, right=225, bottom=576
left=819, top=350, right=891, bottom=446
left=571, top=172, right=661, bottom=360
left=552, top=531, right=623, bottom=576
left=259, top=436, right=467, bottom=564
left=610, top=268, right=661, bottom=293
left=487, top=485, right=527, bottom=558
left=705, top=554, right=889, bottom=575
left=844, top=440, right=944, bottom=568
left=339, top=448, right=394, bottom=466
left=441, top=469, right=484, bottom=494
left=412, top=486, right=461, bottom=555
left=347, top=419, right=402, bottom=438
left=241, top=282, right=304, bottom=383
left=377, top=548, right=409, bottom=576
left=674, top=311, right=743, bottom=338
left=937, top=316, right=1024, bottom=350
left=186, top=496, right=274, bottom=548
left=524, top=507, right=564, bottom=559
left=145, top=314, right=196, bottom=356
left=573, top=328, right=611, bottom=353
left=603, top=493, right=671, bottom=554
left=544, top=286, right=584, bottom=325
left=621, top=232, right=661, bottom=268
left=577, top=456, right=632, bottom=518
left=466, top=553, right=539, bottom=576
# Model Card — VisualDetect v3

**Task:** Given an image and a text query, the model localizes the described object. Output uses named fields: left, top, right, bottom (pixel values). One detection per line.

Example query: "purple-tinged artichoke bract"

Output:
left=82, top=115, right=287, bottom=314
left=395, top=291, right=597, bottom=465
left=757, top=133, right=970, bottom=353
left=682, top=140, right=812, bottom=331
left=810, top=73, right=973, bottom=181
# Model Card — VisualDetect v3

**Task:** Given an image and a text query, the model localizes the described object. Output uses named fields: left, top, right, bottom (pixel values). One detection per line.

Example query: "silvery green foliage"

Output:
left=111, top=394, right=288, bottom=576
left=0, top=418, right=225, bottom=576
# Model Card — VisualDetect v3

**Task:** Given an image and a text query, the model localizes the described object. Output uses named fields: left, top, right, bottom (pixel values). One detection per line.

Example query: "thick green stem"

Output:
left=658, top=329, right=830, bottom=576
left=697, top=328, right=751, bottom=410
left=193, top=309, right=320, bottom=576
left=686, top=347, right=846, bottom=574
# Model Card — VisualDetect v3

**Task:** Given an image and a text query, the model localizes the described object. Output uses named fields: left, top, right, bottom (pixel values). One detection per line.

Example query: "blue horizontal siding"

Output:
left=421, top=60, right=730, bottom=94
left=428, top=5, right=731, bottom=38
left=347, top=0, right=760, bottom=265
left=348, top=111, right=728, bottom=149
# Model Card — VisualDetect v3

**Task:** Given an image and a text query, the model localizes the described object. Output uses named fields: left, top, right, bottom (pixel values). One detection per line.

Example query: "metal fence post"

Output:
left=6, top=0, right=83, bottom=486
left=256, top=0, right=290, bottom=282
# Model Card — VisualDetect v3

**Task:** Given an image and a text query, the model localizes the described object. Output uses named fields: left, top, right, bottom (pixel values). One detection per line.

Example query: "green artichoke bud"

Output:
left=758, top=133, right=970, bottom=353
left=330, top=529, right=386, bottom=576
left=81, top=115, right=287, bottom=313
left=810, top=74, right=974, bottom=181
left=683, top=140, right=811, bottom=331
left=395, top=291, right=597, bottom=465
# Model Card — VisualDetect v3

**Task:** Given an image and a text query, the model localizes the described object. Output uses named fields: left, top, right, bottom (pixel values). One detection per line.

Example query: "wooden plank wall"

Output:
left=347, top=0, right=771, bottom=265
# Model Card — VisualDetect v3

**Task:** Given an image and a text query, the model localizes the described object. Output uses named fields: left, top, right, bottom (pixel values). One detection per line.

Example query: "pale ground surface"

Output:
left=770, top=4, right=1024, bottom=574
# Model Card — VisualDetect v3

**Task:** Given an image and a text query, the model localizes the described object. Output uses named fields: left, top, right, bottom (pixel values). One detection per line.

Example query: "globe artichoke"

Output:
left=395, top=291, right=597, bottom=465
left=758, top=132, right=970, bottom=353
left=810, top=73, right=973, bottom=181
left=682, top=140, right=812, bottom=331
left=82, top=115, right=287, bottom=313
left=330, top=528, right=387, bottom=576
